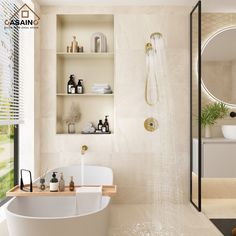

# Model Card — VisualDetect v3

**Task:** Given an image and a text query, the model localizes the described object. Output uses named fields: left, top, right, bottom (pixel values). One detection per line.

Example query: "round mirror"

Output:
left=202, top=27, right=236, bottom=106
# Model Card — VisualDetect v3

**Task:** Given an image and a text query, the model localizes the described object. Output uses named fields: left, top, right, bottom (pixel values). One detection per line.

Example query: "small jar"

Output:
left=78, top=46, right=84, bottom=53
left=39, top=178, right=46, bottom=191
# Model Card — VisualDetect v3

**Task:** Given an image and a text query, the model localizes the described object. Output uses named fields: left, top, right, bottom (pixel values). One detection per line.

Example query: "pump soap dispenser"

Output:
left=76, top=79, right=84, bottom=94
left=67, top=74, right=76, bottom=94
left=50, top=172, right=59, bottom=192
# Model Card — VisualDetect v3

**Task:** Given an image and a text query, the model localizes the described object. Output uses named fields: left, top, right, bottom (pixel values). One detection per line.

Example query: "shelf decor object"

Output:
left=71, top=36, right=78, bottom=53
left=62, top=102, right=81, bottom=134
left=91, top=32, right=107, bottom=53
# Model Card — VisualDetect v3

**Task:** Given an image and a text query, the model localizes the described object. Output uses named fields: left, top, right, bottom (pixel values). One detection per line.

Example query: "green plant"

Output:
left=201, top=102, right=229, bottom=128
left=0, top=169, right=14, bottom=201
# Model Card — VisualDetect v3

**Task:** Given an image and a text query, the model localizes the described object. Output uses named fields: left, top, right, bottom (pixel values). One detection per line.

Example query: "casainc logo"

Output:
left=4, top=4, right=40, bottom=29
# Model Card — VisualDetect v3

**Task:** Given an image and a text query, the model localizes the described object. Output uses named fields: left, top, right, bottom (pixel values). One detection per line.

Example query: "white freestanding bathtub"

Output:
left=5, top=165, right=113, bottom=236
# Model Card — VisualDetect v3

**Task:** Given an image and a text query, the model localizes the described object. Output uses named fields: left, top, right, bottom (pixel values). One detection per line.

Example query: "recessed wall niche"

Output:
left=56, top=15, right=114, bottom=134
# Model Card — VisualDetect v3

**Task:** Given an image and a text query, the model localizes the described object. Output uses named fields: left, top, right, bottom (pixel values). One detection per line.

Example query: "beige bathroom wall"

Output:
left=34, top=0, right=41, bottom=179
left=18, top=0, right=41, bottom=179
left=231, top=60, right=236, bottom=102
left=40, top=6, right=190, bottom=204
left=202, top=61, right=233, bottom=104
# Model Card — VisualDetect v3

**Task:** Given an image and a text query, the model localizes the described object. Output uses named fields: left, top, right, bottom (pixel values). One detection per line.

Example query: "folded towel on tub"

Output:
left=76, top=186, right=102, bottom=215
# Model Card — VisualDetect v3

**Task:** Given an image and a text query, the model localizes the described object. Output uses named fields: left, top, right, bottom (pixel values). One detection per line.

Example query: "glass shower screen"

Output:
left=190, top=1, right=201, bottom=211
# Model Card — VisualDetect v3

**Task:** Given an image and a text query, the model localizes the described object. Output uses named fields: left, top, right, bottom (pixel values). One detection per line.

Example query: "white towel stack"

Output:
left=92, top=84, right=112, bottom=94
left=75, top=186, right=102, bottom=215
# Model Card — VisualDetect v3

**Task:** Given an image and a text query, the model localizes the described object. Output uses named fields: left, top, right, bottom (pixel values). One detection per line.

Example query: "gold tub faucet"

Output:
left=81, top=145, right=88, bottom=155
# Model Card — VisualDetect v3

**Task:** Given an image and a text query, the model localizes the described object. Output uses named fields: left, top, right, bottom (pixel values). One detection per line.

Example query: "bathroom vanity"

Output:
left=193, top=138, right=236, bottom=178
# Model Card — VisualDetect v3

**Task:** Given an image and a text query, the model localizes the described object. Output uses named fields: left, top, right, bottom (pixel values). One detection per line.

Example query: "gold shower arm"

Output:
left=145, top=43, right=153, bottom=53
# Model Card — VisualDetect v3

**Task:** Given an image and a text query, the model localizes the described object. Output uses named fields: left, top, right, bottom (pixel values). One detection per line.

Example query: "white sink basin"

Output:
left=222, top=125, right=236, bottom=140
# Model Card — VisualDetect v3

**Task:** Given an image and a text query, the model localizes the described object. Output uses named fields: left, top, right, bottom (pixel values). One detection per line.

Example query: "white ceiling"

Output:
left=36, top=0, right=236, bottom=12
left=203, top=28, right=236, bottom=62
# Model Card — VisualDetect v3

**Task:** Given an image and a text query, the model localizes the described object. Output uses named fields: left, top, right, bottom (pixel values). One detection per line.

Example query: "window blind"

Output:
left=0, top=0, right=24, bottom=125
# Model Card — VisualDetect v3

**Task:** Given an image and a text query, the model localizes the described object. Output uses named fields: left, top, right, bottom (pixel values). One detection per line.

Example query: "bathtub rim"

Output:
left=6, top=196, right=111, bottom=220
left=5, top=165, right=113, bottom=220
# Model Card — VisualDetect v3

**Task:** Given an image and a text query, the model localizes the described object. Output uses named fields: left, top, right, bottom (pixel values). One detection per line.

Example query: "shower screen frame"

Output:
left=190, top=0, right=202, bottom=212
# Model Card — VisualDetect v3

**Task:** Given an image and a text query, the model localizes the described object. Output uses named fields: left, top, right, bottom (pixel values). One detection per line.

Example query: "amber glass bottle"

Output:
left=69, top=176, right=75, bottom=191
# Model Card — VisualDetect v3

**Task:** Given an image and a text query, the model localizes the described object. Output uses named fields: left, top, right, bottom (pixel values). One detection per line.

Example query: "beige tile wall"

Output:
left=202, top=61, right=233, bottom=104
left=40, top=6, right=190, bottom=204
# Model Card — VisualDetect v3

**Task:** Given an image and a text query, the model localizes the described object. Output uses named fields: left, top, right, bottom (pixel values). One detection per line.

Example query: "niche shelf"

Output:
left=57, top=93, right=114, bottom=97
left=56, top=14, right=114, bottom=134
left=57, top=52, right=114, bottom=59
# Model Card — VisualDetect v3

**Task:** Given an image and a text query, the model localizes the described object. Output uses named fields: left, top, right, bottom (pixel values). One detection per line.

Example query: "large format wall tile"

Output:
left=40, top=6, right=190, bottom=204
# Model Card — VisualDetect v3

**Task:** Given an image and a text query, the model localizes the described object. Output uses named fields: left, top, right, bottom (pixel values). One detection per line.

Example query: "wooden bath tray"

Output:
left=7, top=185, right=117, bottom=197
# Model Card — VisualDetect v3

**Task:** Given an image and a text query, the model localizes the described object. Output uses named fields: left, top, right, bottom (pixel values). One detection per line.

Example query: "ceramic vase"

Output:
left=68, top=122, right=75, bottom=134
left=204, top=125, right=211, bottom=138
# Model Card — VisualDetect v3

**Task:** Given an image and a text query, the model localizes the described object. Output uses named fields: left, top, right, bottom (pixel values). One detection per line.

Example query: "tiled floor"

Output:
left=0, top=219, right=8, bottom=236
left=108, top=204, right=222, bottom=235
left=202, top=198, right=236, bottom=219
left=109, top=204, right=222, bottom=236
left=1, top=204, right=222, bottom=236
